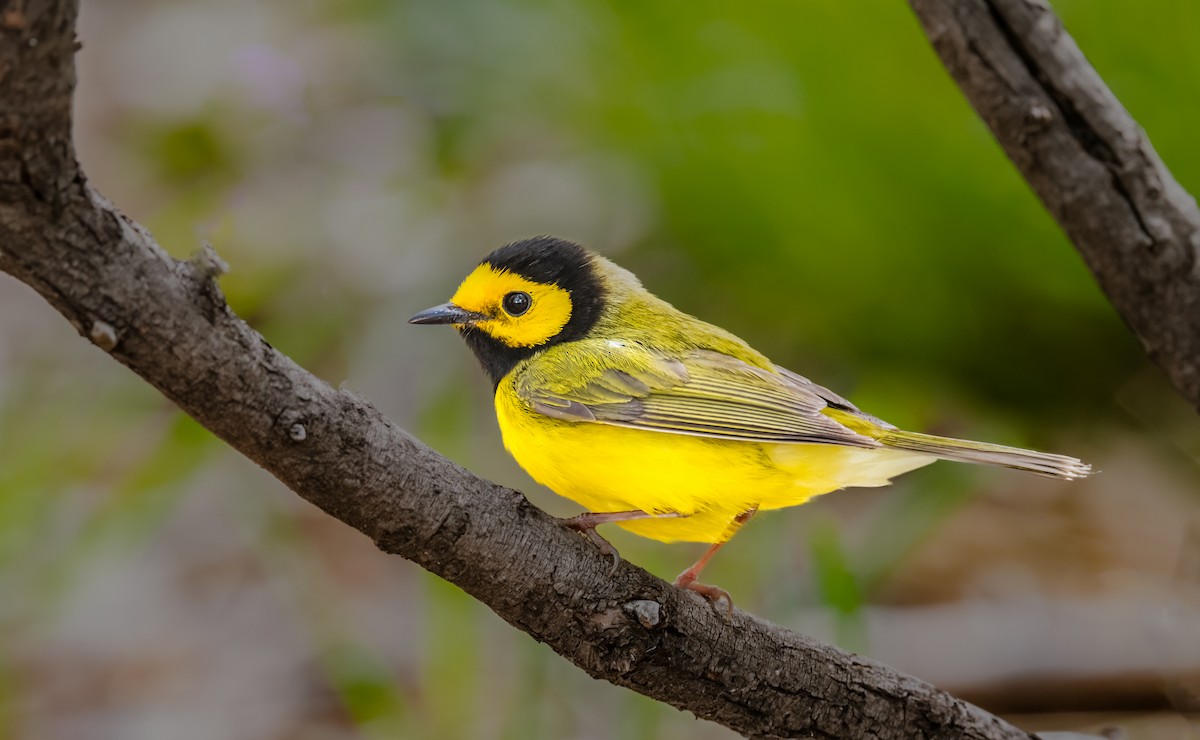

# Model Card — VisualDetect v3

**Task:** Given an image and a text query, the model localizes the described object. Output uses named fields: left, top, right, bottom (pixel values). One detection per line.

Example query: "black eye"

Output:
left=502, top=291, right=532, bottom=316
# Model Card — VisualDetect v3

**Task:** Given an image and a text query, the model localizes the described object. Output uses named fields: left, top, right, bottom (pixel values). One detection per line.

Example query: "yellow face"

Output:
left=450, top=264, right=574, bottom=348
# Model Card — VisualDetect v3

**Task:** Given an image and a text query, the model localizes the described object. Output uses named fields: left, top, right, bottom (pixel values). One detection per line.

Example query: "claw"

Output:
left=563, top=517, right=622, bottom=575
left=668, top=507, right=755, bottom=619
left=674, top=574, right=734, bottom=619
left=582, top=528, right=621, bottom=576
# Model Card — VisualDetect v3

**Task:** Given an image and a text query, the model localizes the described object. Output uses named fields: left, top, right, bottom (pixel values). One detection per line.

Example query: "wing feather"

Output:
left=514, top=342, right=879, bottom=448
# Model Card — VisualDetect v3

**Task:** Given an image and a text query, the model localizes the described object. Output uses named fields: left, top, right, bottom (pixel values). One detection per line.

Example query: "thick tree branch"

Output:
left=24, top=0, right=1193, bottom=736
left=0, top=3, right=1042, bottom=738
left=908, top=0, right=1200, bottom=412
left=0, top=3, right=1038, bottom=739
left=7, top=1, right=1161, bottom=738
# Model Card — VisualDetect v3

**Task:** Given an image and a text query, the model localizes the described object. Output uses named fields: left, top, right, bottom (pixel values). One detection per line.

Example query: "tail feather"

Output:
left=877, top=429, right=1092, bottom=480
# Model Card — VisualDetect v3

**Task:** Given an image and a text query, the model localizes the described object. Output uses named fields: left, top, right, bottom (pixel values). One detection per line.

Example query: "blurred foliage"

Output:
left=809, top=519, right=867, bottom=649
left=1, top=1, right=1198, bottom=738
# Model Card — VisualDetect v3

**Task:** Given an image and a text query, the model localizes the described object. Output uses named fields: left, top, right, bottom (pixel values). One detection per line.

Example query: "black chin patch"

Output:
left=461, top=236, right=607, bottom=389
left=458, top=325, right=536, bottom=389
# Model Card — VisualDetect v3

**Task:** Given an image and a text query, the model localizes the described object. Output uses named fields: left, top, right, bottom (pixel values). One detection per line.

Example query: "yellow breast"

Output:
left=494, top=376, right=934, bottom=543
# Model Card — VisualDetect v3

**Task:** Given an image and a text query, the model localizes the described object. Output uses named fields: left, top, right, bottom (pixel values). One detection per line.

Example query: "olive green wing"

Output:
left=514, top=341, right=880, bottom=448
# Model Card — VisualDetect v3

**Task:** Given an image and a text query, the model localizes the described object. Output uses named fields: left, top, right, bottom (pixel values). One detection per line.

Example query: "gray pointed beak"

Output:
left=408, top=302, right=487, bottom=326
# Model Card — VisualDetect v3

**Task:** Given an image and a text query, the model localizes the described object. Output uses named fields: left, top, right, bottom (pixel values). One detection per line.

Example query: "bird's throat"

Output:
left=459, top=326, right=538, bottom=390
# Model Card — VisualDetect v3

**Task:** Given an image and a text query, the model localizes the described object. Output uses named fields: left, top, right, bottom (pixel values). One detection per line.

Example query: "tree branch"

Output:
left=907, top=0, right=1200, bottom=412
left=0, top=4, right=1030, bottom=739
left=6, top=1, right=1154, bottom=738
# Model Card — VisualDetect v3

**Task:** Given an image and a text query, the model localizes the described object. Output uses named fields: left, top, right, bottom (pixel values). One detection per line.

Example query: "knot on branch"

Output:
left=88, top=319, right=118, bottom=351
left=623, top=599, right=664, bottom=629
left=277, top=408, right=310, bottom=444
left=184, top=241, right=230, bottom=322
left=189, top=241, right=229, bottom=281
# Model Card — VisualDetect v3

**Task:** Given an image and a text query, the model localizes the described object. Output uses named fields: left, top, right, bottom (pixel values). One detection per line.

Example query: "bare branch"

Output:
left=908, top=0, right=1200, bottom=412
left=0, top=2, right=1040, bottom=738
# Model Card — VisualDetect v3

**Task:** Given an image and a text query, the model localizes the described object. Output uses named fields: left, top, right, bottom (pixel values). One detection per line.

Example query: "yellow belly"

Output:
left=494, top=378, right=934, bottom=543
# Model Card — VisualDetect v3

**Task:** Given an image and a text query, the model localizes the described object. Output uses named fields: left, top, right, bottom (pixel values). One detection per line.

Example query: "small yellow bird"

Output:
left=410, top=237, right=1091, bottom=608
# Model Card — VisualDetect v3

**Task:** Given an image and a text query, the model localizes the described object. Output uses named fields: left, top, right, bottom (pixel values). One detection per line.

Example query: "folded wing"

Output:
left=515, top=341, right=880, bottom=448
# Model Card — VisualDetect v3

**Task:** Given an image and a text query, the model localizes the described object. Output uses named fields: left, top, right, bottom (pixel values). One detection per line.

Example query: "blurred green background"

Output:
left=1, top=0, right=1198, bottom=738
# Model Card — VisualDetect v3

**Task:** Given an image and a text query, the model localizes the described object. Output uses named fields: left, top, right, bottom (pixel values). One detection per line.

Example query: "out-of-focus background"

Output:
left=1, top=1, right=1198, bottom=738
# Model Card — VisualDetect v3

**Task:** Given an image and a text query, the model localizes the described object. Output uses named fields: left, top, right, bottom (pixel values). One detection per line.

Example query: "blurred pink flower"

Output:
left=231, top=44, right=307, bottom=114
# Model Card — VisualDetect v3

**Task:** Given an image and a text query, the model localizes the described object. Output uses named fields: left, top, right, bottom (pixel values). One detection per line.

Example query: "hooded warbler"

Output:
left=410, top=237, right=1091, bottom=607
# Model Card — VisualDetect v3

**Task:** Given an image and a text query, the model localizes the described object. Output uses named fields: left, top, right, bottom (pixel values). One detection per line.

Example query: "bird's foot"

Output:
left=562, top=516, right=621, bottom=576
left=674, top=571, right=734, bottom=619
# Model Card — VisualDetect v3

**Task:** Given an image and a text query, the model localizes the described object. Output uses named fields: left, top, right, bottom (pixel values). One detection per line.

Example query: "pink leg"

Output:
left=562, top=510, right=682, bottom=575
left=673, top=507, right=758, bottom=616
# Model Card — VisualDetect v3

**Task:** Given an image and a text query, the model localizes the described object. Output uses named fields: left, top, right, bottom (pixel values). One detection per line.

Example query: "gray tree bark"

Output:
left=2, top=0, right=1184, bottom=738
left=908, top=0, right=1200, bottom=413
left=0, top=3, right=1037, bottom=738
